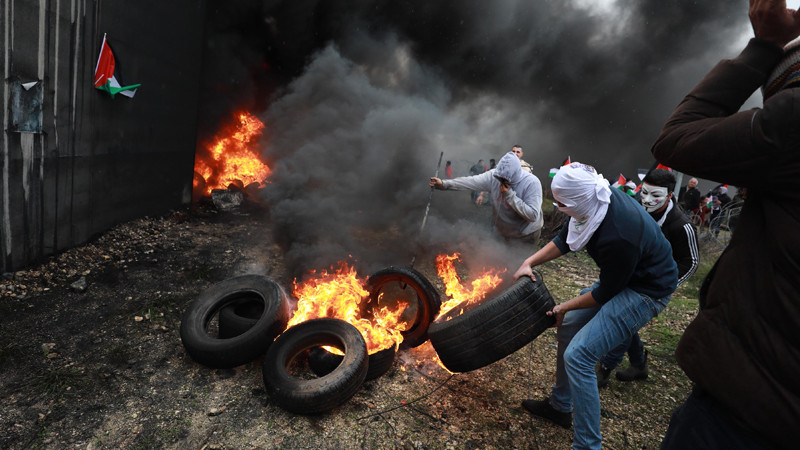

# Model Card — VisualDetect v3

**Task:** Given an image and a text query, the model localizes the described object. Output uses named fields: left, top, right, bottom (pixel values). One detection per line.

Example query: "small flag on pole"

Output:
left=94, top=33, right=141, bottom=99
left=549, top=167, right=559, bottom=178
left=655, top=163, right=672, bottom=171
left=561, top=156, right=571, bottom=166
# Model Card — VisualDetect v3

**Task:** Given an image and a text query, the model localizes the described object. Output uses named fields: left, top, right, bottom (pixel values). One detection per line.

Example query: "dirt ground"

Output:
left=0, top=204, right=704, bottom=449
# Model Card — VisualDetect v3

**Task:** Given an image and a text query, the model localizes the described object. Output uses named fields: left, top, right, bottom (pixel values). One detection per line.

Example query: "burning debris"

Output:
left=288, top=262, right=407, bottom=354
left=193, top=112, right=272, bottom=202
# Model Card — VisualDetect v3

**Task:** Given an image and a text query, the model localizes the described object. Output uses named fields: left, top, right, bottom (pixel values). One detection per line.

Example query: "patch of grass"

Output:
left=645, top=320, right=684, bottom=357
left=676, top=254, right=717, bottom=299
left=36, top=367, right=86, bottom=396
left=644, top=296, right=698, bottom=359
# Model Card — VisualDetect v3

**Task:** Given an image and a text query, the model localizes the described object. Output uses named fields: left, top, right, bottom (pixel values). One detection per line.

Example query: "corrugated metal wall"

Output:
left=1, top=0, right=206, bottom=272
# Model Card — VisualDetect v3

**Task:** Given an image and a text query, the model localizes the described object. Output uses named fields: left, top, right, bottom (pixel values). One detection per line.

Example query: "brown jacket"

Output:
left=652, top=38, right=800, bottom=448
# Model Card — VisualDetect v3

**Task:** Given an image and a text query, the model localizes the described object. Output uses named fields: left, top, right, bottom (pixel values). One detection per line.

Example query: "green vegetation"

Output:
left=36, top=367, right=86, bottom=396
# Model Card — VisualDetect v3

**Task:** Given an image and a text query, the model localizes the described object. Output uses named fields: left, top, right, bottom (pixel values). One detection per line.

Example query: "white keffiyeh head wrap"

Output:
left=551, top=163, right=611, bottom=251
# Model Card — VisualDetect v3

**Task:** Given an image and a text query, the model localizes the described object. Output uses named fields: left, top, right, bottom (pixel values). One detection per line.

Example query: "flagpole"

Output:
left=94, top=33, right=107, bottom=84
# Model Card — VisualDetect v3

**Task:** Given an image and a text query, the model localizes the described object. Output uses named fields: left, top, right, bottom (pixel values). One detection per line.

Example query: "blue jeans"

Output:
left=599, top=331, right=645, bottom=370
left=549, top=282, right=670, bottom=450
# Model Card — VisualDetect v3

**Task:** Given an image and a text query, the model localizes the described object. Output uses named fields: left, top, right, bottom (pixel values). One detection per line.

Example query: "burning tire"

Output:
left=363, top=266, right=441, bottom=349
left=308, top=345, right=396, bottom=381
left=262, top=318, right=368, bottom=415
left=428, top=273, right=556, bottom=373
left=179, top=275, right=290, bottom=368
left=218, top=296, right=263, bottom=338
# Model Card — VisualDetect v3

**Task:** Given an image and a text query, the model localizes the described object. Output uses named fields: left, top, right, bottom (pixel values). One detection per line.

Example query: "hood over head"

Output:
left=493, top=151, right=524, bottom=185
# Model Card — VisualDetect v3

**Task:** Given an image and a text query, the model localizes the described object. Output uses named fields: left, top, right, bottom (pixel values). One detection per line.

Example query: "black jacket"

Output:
left=678, top=186, right=701, bottom=211
left=652, top=202, right=699, bottom=286
left=652, top=38, right=800, bottom=448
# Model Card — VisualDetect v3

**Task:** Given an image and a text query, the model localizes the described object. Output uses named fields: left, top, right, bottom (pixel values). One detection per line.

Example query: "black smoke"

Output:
left=197, top=0, right=751, bottom=278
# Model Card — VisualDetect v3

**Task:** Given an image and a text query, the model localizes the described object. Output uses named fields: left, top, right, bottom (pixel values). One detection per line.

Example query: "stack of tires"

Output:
left=179, top=266, right=442, bottom=414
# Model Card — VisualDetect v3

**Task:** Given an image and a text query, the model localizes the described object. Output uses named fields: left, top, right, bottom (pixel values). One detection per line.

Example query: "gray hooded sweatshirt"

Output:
left=442, top=152, right=543, bottom=238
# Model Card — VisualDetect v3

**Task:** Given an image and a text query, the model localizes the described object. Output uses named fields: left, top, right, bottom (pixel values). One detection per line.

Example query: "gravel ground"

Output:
left=0, top=204, right=708, bottom=449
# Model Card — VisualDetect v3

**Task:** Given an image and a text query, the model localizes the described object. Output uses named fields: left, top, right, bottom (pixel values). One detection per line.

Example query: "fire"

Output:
left=288, top=262, right=407, bottom=354
left=194, top=111, right=271, bottom=195
left=435, top=253, right=505, bottom=320
left=411, top=341, right=453, bottom=374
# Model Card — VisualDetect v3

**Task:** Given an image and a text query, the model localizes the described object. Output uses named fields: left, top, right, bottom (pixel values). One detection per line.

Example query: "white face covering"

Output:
left=640, top=183, right=670, bottom=213
left=551, top=163, right=611, bottom=251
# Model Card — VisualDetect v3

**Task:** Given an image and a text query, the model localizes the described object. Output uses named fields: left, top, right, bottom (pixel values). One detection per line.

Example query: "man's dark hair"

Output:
left=643, top=168, right=676, bottom=193
left=512, top=144, right=522, bottom=149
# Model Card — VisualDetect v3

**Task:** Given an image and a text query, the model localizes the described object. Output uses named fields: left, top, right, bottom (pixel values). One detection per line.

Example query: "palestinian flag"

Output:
left=94, top=34, right=141, bottom=98
left=613, top=174, right=626, bottom=189
left=655, top=163, right=672, bottom=171
left=549, top=167, right=559, bottom=178
left=561, top=156, right=571, bottom=166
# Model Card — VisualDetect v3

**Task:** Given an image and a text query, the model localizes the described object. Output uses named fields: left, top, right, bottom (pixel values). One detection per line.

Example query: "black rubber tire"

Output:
left=262, top=318, right=368, bottom=414
left=308, top=345, right=396, bottom=381
left=363, top=266, right=441, bottom=349
left=428, top=273, right=556, bottom=373
left=218, top=295, right=263, bottom=339
left=179, top=275, right=290, bottom=368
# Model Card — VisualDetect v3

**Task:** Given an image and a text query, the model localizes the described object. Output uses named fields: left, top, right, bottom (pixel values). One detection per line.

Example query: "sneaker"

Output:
left=616, top=350, right=649, bottom=382
left=596, top=363, right=612, bottom=388
left=521, top=398, right=572, bottom=429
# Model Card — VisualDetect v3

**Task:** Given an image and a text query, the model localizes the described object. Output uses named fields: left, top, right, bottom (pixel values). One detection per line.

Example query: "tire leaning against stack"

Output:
left=262, top=318, right=368, bottom=415
left=428, top=273, right=556, bottom=373
left=362, top=266, right=441, bottom=349
left=179, top=275, right=290, bottom=369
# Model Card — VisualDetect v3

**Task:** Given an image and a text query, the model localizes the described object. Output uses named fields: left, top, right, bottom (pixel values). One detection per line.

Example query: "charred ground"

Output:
left=0, top=205, right=713, bottom=449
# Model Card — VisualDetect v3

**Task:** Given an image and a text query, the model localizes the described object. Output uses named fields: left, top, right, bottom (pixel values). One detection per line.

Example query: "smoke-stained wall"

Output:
left=1, top=0, right=206, bottom=272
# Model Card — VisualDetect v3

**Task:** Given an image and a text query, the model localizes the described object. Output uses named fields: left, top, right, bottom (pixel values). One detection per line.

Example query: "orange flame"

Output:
left=288, top=262, right=407, bottom=354
left=411, top=341, right=453, bottom=374
left=194, top=112, right=271, bottom=195
left=435, top=253, right=505, bottom=320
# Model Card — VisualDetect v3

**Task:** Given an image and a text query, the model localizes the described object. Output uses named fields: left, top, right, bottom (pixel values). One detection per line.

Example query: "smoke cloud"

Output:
left=198, top=0, right=752, bottom=278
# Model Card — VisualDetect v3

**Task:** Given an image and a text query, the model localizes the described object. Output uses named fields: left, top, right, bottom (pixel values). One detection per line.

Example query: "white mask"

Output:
left=640, top=183, right=670, bottom=213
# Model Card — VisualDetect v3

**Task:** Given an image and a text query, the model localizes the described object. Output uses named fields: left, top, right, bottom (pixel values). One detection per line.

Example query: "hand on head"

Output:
left=750, top=0, right=800, bottom=48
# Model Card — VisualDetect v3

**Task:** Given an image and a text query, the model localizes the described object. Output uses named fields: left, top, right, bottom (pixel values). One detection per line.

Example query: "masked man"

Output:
left=596, top=169, right=699, bottom=387
left=513, top=162, right=677, bottom=450
left=430, top=151, right=544, bottom=245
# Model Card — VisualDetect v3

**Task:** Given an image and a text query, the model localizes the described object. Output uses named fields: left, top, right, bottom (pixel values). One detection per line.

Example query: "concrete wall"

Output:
left=1, top=0, right=207, bottom=272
